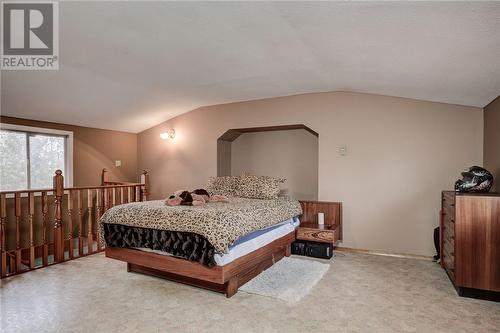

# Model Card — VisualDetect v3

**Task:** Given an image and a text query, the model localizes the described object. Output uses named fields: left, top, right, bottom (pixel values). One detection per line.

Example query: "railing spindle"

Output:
left=67, top=190, right=74, bottom=259
left=14, top=193, right=21, bottom=273
left=108, top=186, right=114, bottom=208
left=118, top=187, right=123, bottom=205
left=53, top=170, right=64, bottom=263
left=28, top=192, right=35, bottom=269
left=95, top=189, right=102, bottom=251
left=0, top=193, right=7, bottom=277
left=103, top=188, right=109, bottom=212
left=141, top=170, right=149, bottom=201
left=41, top=191, right=48, bottom=266
left=87, top=189, right=93, bottom=254
left=120, top=187, right=123, bottom=204
left=77, top=190, right=83, bottom=256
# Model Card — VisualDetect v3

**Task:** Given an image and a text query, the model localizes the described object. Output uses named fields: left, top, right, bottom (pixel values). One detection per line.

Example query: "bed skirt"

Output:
left=103, top=223, right=217, bottom=266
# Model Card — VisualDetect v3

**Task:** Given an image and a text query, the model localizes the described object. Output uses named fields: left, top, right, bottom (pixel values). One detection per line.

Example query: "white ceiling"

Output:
left=1, top=1, right=500, bottom=133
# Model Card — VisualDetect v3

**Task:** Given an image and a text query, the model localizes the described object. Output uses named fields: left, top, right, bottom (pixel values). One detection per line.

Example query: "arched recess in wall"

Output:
left=217, top=124, right=319, bottom=200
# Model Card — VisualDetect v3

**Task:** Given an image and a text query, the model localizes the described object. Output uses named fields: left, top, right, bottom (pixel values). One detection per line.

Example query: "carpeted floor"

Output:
left=1, top=252, right=499, bottom=333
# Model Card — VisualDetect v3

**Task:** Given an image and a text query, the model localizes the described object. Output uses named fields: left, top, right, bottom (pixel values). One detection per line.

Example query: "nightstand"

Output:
left=297, top=200, right=343, bottom=245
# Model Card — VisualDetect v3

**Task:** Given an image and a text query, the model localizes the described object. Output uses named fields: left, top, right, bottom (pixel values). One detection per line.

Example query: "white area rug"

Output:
left=239, top=257, right=329, bottom=303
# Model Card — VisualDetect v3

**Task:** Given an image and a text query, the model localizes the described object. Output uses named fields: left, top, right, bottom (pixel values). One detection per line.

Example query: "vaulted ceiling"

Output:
left=2, top=1, right=499, bottom=133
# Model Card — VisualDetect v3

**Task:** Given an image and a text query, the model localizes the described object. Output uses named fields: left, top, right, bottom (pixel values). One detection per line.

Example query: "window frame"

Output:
left=0, top=123, right=74, bottom=190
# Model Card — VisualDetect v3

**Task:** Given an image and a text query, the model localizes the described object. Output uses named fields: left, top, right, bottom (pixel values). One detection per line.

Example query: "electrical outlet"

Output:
left=115, top=160, right=122, bottom=167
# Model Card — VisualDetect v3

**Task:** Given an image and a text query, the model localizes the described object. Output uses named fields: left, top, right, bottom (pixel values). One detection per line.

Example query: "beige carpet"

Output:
left=1, top=252, right=499, bottom=333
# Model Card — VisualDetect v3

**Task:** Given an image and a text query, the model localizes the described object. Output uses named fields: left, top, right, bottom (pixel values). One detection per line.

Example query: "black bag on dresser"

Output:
left=291, top=240, right=333, bottom=259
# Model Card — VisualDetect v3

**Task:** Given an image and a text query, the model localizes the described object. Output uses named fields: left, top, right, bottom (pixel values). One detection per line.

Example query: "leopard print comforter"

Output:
left=99, top=197, right=302, bottom=254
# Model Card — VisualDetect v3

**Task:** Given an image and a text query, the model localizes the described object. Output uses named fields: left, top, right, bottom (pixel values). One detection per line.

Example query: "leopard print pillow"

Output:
left=236, top=175, right=285, bottom=199
left=206, top=176, right=240, bottom=196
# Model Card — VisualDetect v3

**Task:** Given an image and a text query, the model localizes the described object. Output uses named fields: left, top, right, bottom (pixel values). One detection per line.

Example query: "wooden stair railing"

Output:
left=0, top=169, right=149, bottom=278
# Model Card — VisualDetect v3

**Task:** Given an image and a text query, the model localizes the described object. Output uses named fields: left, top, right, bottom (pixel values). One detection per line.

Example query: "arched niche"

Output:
left=217, top=124, right=319, bottom=200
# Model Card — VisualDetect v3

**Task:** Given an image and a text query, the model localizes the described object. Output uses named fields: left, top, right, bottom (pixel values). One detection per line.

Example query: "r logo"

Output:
left=2, top=3, right=53, bottom=55
left=1, top=1, right=58, bottom=69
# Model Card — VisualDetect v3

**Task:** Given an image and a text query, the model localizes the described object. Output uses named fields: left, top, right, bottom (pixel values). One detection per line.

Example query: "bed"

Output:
left=101, top=196, right=302, bottom=297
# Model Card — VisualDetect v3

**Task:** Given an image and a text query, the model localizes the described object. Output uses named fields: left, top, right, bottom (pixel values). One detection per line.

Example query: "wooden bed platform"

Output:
left=105, top=231, right=295, bottom=297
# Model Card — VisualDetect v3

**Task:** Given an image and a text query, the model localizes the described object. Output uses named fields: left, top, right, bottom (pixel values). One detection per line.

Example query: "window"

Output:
left=0, top=124, right=73, bottom=191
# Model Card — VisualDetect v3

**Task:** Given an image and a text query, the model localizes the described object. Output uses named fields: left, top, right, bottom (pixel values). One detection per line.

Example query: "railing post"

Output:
left=141, top=170, right=149, bottom=201
left=0, top=194, right=6, bottom=278
left=42, top=192, right=49, bottom=266
left=28, top=192, right=35, bottom=269
left=101, top=168, right=108, bottom=186
left=53, top=170, right=64, bottom=263
left=14, top=193, right=21, bottom=272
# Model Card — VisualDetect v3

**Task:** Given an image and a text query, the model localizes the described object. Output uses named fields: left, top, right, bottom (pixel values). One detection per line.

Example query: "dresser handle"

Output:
left=450, top=204, right=455, bottom=207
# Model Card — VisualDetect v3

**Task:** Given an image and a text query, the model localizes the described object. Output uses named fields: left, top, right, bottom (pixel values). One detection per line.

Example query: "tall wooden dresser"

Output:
left=441, top=191, right=500, bottom=300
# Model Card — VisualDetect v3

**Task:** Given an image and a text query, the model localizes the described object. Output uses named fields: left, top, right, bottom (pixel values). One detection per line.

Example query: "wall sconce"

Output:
left=160, top=129, right=176, bottom=140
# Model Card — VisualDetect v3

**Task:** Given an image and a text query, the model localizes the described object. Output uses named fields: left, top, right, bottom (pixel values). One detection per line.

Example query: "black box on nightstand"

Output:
left=291, top=240, right=307, bottom=255
left=291, top=240, right=333, bottom=259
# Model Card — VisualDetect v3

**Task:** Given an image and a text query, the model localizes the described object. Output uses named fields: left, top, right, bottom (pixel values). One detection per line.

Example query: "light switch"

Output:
left=115, top=160, right=122, bottom=167
left=338, top=145, right=347, bottom=156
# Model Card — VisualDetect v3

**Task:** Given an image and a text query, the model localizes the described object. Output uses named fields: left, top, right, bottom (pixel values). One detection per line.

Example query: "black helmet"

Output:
left=454, top=166, right=493, bottom=193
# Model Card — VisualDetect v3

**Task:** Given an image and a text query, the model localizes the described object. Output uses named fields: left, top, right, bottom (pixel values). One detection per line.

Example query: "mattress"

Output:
left=214, top=216, right=300, bottom=266
left=135, top=216, right=300, bottom=266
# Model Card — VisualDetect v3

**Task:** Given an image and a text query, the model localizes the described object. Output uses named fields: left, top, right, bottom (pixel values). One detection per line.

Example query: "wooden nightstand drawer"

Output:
left=296, top=225, right=339, bottom=244
left=298, top=200, right=343, bottom=246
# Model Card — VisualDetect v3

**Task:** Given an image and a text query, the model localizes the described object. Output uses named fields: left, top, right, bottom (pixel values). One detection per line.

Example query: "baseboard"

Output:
left=334, top=246, right=433, bottom=260
left=457, top=287, right=500, bottom=302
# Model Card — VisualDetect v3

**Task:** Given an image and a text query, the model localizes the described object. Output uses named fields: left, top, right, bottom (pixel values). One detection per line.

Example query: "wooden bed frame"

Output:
left=105, top=231, right=295, bottom=297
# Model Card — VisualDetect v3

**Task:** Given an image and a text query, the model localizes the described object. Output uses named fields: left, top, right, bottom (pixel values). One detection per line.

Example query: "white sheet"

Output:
left=214, top=217, right=299, bottom=266
left=135, top=217, right=300, bottom=266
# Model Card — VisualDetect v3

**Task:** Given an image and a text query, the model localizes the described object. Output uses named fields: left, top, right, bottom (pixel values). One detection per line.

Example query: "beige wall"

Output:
left=484, top=96, right=500, bottom=191
left=217, top=140, right=232, bottom=177
left=230, top=129, right=318, bottom=200
left=0, top=116, right=138, bottom=186
left=138, top=91, right=483, bottom=257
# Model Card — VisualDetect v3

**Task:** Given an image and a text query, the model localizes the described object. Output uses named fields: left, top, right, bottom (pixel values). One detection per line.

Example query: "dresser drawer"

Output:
left=444, top=263, right=455, bottom=282
left=443, top=218, right=455, bottom=235
left=444, top=237, right=454, bottom=256
left=442, top=192, right=455, bottom=206
left=443, top=207, right=455, bottom=221
left=442, top=192, right=456, bottom=216
left=441, top=193, right=456, bottom=283
left=296, top=225, right=338, bottom=244
left=443, top=226, right=454, bottom=242
left=443, top=244, right=455, bottom=272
